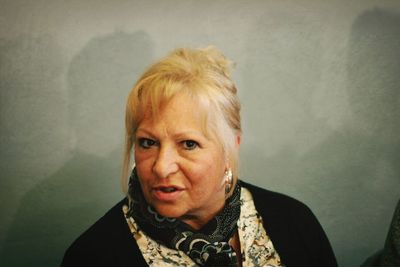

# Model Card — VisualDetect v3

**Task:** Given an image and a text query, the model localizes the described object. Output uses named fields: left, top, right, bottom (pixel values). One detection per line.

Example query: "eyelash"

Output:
left=137, top=138, right=157, bottom=149
left=182, top=140, right=198, bottom=150
left=136, top=138, right=199, bottom=150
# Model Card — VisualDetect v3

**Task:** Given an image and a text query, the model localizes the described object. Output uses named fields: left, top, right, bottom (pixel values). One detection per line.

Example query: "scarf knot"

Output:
left=126, top=168, right=241, bottom=266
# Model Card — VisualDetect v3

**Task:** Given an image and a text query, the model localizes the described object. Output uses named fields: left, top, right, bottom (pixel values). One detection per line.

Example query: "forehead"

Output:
left=137, top=93, right=210, bottom=135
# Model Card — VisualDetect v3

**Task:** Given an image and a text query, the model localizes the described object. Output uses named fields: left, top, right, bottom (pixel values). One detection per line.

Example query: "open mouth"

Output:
left=154, top=185, right=182, bottom=193
left=153, top=186, right=183, bottom=201
left=159, top=187, right=178, bottom=193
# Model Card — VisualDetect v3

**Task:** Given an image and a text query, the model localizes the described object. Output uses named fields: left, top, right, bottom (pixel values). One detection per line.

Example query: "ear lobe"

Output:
left=236, top=134, right=241, bottom=146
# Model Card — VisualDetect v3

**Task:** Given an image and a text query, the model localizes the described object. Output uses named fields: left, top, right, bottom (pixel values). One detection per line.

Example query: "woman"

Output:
left=62, top=47, right=337, bottom=266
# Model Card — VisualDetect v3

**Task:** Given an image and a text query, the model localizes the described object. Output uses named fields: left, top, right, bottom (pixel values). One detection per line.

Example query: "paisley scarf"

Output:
left=125, top=168, right=241, bottom=266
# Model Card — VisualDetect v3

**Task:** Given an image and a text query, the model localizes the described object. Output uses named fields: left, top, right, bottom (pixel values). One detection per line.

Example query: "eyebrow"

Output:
left=135, top=128, right=157, bottom=138
left=136, top=128, right=208, bottom=141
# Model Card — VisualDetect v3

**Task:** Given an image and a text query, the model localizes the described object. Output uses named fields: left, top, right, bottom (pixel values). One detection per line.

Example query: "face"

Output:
left=134, top=93, right=228, bottom=229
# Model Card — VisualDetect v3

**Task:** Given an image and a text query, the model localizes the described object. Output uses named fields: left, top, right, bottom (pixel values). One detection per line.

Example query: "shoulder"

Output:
left=241, top=181, right=313, bottom=221
left=241, top=181, right=338, bottom=267
left=61, top=198, right=146, bottom=267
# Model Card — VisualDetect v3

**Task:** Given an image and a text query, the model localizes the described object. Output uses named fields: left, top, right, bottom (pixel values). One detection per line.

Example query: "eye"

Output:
left=138, top=138, right=157, bottom=149
left=182, top=140, right=198, bottom=150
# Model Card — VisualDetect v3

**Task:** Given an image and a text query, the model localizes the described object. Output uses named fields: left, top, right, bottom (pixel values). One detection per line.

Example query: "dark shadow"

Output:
left=0, top=31, right=154, bottom=267
left=0, top=34, right=69, bottom=260
left=240, top=7, right=400, bottom=267
left=349, top=8, right=400, bottom=267
left=0, top=34, right=67, bottom=210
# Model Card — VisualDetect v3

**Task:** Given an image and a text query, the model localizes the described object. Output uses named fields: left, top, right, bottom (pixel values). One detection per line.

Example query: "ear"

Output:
left=235, top=133, right=241, bottom=146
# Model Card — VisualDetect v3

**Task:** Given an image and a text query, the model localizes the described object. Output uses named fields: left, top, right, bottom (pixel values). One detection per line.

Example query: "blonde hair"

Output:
left=122, top=46, right=241, bottom=192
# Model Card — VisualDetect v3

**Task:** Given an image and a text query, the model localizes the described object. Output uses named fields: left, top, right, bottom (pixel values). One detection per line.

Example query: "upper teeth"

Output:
left=161, top=188, right=176, bottom=193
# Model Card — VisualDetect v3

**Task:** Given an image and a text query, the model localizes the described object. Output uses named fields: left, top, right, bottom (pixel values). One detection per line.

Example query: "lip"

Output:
left=152, top=185, right=184, bottom=202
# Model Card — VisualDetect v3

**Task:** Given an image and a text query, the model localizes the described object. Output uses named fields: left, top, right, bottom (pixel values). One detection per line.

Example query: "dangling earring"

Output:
left=224, top=168, right=233, bottom=194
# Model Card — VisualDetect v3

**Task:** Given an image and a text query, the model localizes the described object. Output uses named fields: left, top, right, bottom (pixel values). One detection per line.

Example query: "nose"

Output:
left=152, top=144, right=179, bottom=179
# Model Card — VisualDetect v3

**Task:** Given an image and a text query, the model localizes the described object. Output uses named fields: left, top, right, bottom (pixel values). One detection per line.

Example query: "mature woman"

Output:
left=62, top=47, right=337, bottom=266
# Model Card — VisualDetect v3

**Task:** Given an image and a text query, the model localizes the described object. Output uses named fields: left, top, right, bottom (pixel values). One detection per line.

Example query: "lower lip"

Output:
left=152, top=189, right=183, bottom=202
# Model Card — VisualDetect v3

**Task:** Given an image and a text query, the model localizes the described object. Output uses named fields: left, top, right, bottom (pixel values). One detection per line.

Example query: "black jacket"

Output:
left=61, top=182, right=337, bottom=267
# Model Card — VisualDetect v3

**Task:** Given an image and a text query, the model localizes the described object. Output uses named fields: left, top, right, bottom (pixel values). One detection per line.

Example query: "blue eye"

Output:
left=138, top=138, right=156, bottom=149
left=182, top=140, right=198, bottom=150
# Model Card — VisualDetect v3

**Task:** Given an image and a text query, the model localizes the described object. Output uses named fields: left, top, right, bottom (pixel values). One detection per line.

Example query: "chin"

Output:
left=153, top=204, right=186, bottom=219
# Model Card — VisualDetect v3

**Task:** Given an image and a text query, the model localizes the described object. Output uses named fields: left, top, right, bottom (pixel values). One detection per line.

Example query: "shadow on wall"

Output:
left=0, top=31, right=154, bottom=267
left=0, top=34, right=68, bottom=221
left=0, top=33, right=69, bottom=265
left=240, top=7, right=400, bottom=267
left=352, top=8, right=400, bottom=267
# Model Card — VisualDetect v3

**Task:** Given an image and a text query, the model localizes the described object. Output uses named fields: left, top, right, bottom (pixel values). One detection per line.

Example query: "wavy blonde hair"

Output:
left=122, top=46, right=241, bottom=193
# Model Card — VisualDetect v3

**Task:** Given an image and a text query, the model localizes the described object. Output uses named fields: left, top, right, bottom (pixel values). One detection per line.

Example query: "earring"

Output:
left=224, top=168, right=233, bottom=194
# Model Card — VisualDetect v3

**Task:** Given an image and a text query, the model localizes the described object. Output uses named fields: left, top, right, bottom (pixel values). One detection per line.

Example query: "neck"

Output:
left=180, top=199, right=226, bottom=230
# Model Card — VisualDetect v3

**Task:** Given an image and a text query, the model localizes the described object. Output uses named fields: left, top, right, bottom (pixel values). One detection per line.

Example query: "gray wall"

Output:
left=1, top=1, right=399, bottom=266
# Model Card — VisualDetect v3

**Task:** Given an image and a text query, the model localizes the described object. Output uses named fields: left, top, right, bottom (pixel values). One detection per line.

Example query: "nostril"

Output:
left=152, top=146, right=180, bottom=179
left=153, top=161, right=179, bottom=178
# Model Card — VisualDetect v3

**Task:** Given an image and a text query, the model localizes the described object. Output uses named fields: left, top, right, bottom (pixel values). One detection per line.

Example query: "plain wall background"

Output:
left=1, top=0, right=399, bottom=266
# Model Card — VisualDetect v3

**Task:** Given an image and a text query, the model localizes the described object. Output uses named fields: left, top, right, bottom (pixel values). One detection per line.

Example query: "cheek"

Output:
left=135, top=148, right=155, bottom=168
left=136, top=163, right=152, bottom=181
left=134, top=148, right=147, bottom=163
left=134, top=151, right=155, bottom=186
left=188, top=158, right=225, bottom=189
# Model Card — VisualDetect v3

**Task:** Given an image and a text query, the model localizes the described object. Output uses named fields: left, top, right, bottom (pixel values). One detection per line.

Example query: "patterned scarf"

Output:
left=125, top=168, right=241, bottom=266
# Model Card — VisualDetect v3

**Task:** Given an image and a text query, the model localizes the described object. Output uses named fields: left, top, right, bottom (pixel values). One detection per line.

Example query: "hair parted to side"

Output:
left=122, top=46, right=241, bottom=193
